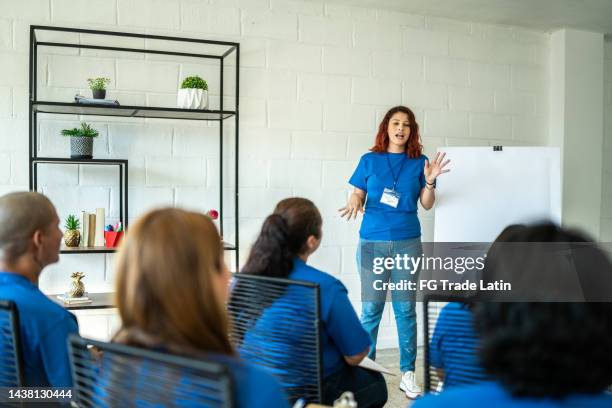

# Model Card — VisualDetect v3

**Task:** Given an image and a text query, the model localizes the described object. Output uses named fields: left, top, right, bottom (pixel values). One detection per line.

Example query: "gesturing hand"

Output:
left=424, top=152, right=451, bottom=183
left=338, top=192, right=364, bottom=221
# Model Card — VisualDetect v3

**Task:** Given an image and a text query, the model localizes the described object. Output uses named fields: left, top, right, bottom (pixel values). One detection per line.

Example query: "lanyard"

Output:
left=386, top=153, right=406, bottom=191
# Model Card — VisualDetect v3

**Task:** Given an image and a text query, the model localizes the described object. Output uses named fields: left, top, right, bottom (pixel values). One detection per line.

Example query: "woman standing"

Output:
left=339, top=105, right=449, bottom=399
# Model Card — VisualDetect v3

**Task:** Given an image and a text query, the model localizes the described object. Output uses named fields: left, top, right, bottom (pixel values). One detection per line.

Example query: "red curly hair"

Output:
left=370, top=106, right=423, bottom=158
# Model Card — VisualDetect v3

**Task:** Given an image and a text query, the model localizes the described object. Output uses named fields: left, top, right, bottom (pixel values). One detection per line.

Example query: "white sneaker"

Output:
left=399, top=371, right=422, bottom=399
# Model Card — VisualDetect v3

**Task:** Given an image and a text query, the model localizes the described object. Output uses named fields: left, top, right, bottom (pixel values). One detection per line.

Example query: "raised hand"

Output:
left=338, top=191, right=365, bottom=221
left=424, top=152, right=451, bottom=183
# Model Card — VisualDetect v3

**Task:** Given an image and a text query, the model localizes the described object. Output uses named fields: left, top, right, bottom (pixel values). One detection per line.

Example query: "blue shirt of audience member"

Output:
left=429, top=302, right=488, bottom=388
left=0, top=271, right=79, bottom=386
left=92, top=351, right=289, bottom=408
left=349, top=152, right=427, bottom=241
left=241, top=258, right=372, bottom=379
left=214, top=354, right=289, bottom=408
left=413, top=381, right=612, bottom=408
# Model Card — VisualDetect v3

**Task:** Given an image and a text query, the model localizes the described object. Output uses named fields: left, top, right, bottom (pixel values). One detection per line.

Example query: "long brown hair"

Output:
left=242, top=197, right=322, bottom=279
left=113, top=208, right=233, bottom=356
left=371, top=105, right=423, bottom=158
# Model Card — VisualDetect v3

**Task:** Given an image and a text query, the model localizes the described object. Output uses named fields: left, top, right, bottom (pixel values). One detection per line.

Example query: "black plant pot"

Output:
left=70, top=137, right=94, bottom=159
left=92, top=89, right=106, bottom=99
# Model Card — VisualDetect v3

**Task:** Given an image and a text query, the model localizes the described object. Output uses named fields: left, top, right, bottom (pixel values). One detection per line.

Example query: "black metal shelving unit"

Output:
left=28, top=26, right=240, bottom=269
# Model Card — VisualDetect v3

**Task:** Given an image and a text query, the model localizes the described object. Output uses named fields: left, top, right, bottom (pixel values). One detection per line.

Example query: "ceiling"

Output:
left=319, top=0, right=612, bottom=35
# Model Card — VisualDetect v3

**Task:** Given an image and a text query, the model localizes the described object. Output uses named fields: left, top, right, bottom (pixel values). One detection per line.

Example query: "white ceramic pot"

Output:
left=177, top=88, right=208, bottom=109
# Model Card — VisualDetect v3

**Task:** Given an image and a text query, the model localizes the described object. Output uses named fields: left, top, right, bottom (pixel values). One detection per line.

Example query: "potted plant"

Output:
left=61, top=122, right=99, bottom=159
left=177, top=75, right=208, bottom=109
left=87, top=77, right=110, bottom=99
left=63, top=214, right=81, bottom=247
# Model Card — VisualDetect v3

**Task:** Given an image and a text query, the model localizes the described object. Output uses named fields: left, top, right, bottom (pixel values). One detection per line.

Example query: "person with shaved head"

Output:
left=0, top=191, right=78, bottom=386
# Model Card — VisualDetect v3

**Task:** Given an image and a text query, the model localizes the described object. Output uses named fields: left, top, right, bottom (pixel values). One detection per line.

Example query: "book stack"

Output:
left=74, top=94, right=120, bottom=106
left=80, top=208, right=106, bottom=247
left=56, top=294, right=92, bottom=305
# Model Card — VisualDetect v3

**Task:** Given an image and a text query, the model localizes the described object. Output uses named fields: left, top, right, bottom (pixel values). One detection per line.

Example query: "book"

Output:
left=358, top=357, right=395, bottom=376
left=74, top=94, right=120, bottom=106
left=94, top=208, right=105, bottom=246
left=56, top=294, right=92, bottom=305
left=88, top=213, right=96, bottom=247
left=80, top=211, right=88, bottom=247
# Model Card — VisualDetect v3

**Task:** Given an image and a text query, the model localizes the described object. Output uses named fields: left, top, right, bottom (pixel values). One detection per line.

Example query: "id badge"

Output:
left=380, top=188, right=401, bottom=208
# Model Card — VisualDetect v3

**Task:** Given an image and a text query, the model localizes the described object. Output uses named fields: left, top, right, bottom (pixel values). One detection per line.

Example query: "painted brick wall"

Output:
left=0, top=0, right=550, bottom=346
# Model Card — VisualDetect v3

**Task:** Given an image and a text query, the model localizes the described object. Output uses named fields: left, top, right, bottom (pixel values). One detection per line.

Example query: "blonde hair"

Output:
left=0, top=192, right=56, bottom=263
left=113, top=208, right=233, bottom=356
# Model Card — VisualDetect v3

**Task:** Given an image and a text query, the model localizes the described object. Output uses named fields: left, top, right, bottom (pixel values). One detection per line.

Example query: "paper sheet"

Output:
left=358, top=357, right=395, bottom=376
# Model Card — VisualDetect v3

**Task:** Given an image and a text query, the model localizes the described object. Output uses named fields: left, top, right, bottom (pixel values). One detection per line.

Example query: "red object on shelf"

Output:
left=105, top=231, right=124, bottom=247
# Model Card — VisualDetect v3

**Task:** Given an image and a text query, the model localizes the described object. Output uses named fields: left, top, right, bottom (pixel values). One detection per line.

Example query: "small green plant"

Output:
left=87, top=77, right=110, bottom=90
left=61, top=122, right=99, bottom=138
left=64, top=214, right=80, bottom=231
left=180, top=76, right=208, bottom=90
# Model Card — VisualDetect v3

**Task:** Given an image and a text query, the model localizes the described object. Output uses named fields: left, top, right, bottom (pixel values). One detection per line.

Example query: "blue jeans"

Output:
left=357, top=237, right=422, bottom=372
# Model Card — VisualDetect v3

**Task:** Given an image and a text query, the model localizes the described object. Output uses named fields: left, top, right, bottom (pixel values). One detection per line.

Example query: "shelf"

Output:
left=61, top=246, right=116, bottom=254
left=33, top=157, right=128, bottom=165
left=61, top=241, right=237, bottom=254
left=31, top=26, right=240, bottom=271
left=49, top=292, right=115, bottom=310
left=33, top=101, right=236, bottom=121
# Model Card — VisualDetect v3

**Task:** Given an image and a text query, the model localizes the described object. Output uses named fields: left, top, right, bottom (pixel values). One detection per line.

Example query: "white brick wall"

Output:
left=0, top=0, right=556, bottom=347
left=243, top=9, right=297, bottom=40
left=118, top=0, right=180, bottom=30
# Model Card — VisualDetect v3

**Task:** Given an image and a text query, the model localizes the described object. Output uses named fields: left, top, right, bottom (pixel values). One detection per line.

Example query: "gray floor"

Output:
left=376, top=348, right=423, bottom=408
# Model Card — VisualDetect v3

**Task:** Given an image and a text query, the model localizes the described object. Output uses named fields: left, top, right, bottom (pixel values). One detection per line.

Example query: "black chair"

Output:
left=423, top=295, right=489, bottom=394
left=0, top=300, right=24, bottom=387
left=227, top=273, right=323, bottom=404
left=68, top=335, right=234, bottom=408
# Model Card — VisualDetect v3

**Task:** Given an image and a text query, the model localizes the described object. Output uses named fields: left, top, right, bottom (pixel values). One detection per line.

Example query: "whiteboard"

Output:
left=433, top=147, right=561, bottom=242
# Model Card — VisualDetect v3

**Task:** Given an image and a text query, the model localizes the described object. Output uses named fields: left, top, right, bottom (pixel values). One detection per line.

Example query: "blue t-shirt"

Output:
left=92, top=350, right=289, bottom=408
left=349, top=152, right=427, bottom=240
left=0, top=272, right=79, bottom=386
left=216, top=354, right=289, bottom=408
left=413, top=381, right=612, bottom=408
left=429, top=302, right=488, bottom=388
left=291, top=259, right=371, bottom=377
left=240, top=259, right=371, bottom=379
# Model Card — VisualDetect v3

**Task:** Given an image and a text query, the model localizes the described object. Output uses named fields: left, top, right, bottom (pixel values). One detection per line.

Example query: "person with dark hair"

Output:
left=240, top=197, right=388, bottom=408
left=339, top=105, right=450, bottom=399
left=414, top=223, right=612, bottom=407
left=110, top=208, right=288, bottom=408
left=0, top=191, right=78, bottom=386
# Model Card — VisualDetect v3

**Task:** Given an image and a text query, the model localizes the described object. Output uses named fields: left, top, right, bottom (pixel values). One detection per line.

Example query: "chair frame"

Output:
left=0, top=299, right=25, bottom=386
left=422, top=294, right=476, bottom=393
left=228, top=273, right=324, bottom=403
left=68, top=335, right=235, bottom=407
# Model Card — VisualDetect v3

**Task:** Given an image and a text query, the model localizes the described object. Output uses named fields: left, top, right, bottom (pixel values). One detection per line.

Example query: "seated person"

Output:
left=236, top=197, right=388, bottom=408
left=0, top=192, right=78, bottom=387
left=415, top=223, right=612, bottom=407
left=110, top=208, right=288, bottom=408
left=429, top=301, right=488, bottom=390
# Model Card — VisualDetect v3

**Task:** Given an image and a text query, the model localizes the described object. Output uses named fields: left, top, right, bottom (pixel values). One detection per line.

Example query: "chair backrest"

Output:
left=68, top=335, right=234, bottom=408
left=0, top=300, right=24, bottom=387
left=227, top=273, right=323, bottom=404
left=423, top=295, right=489, bottom=394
